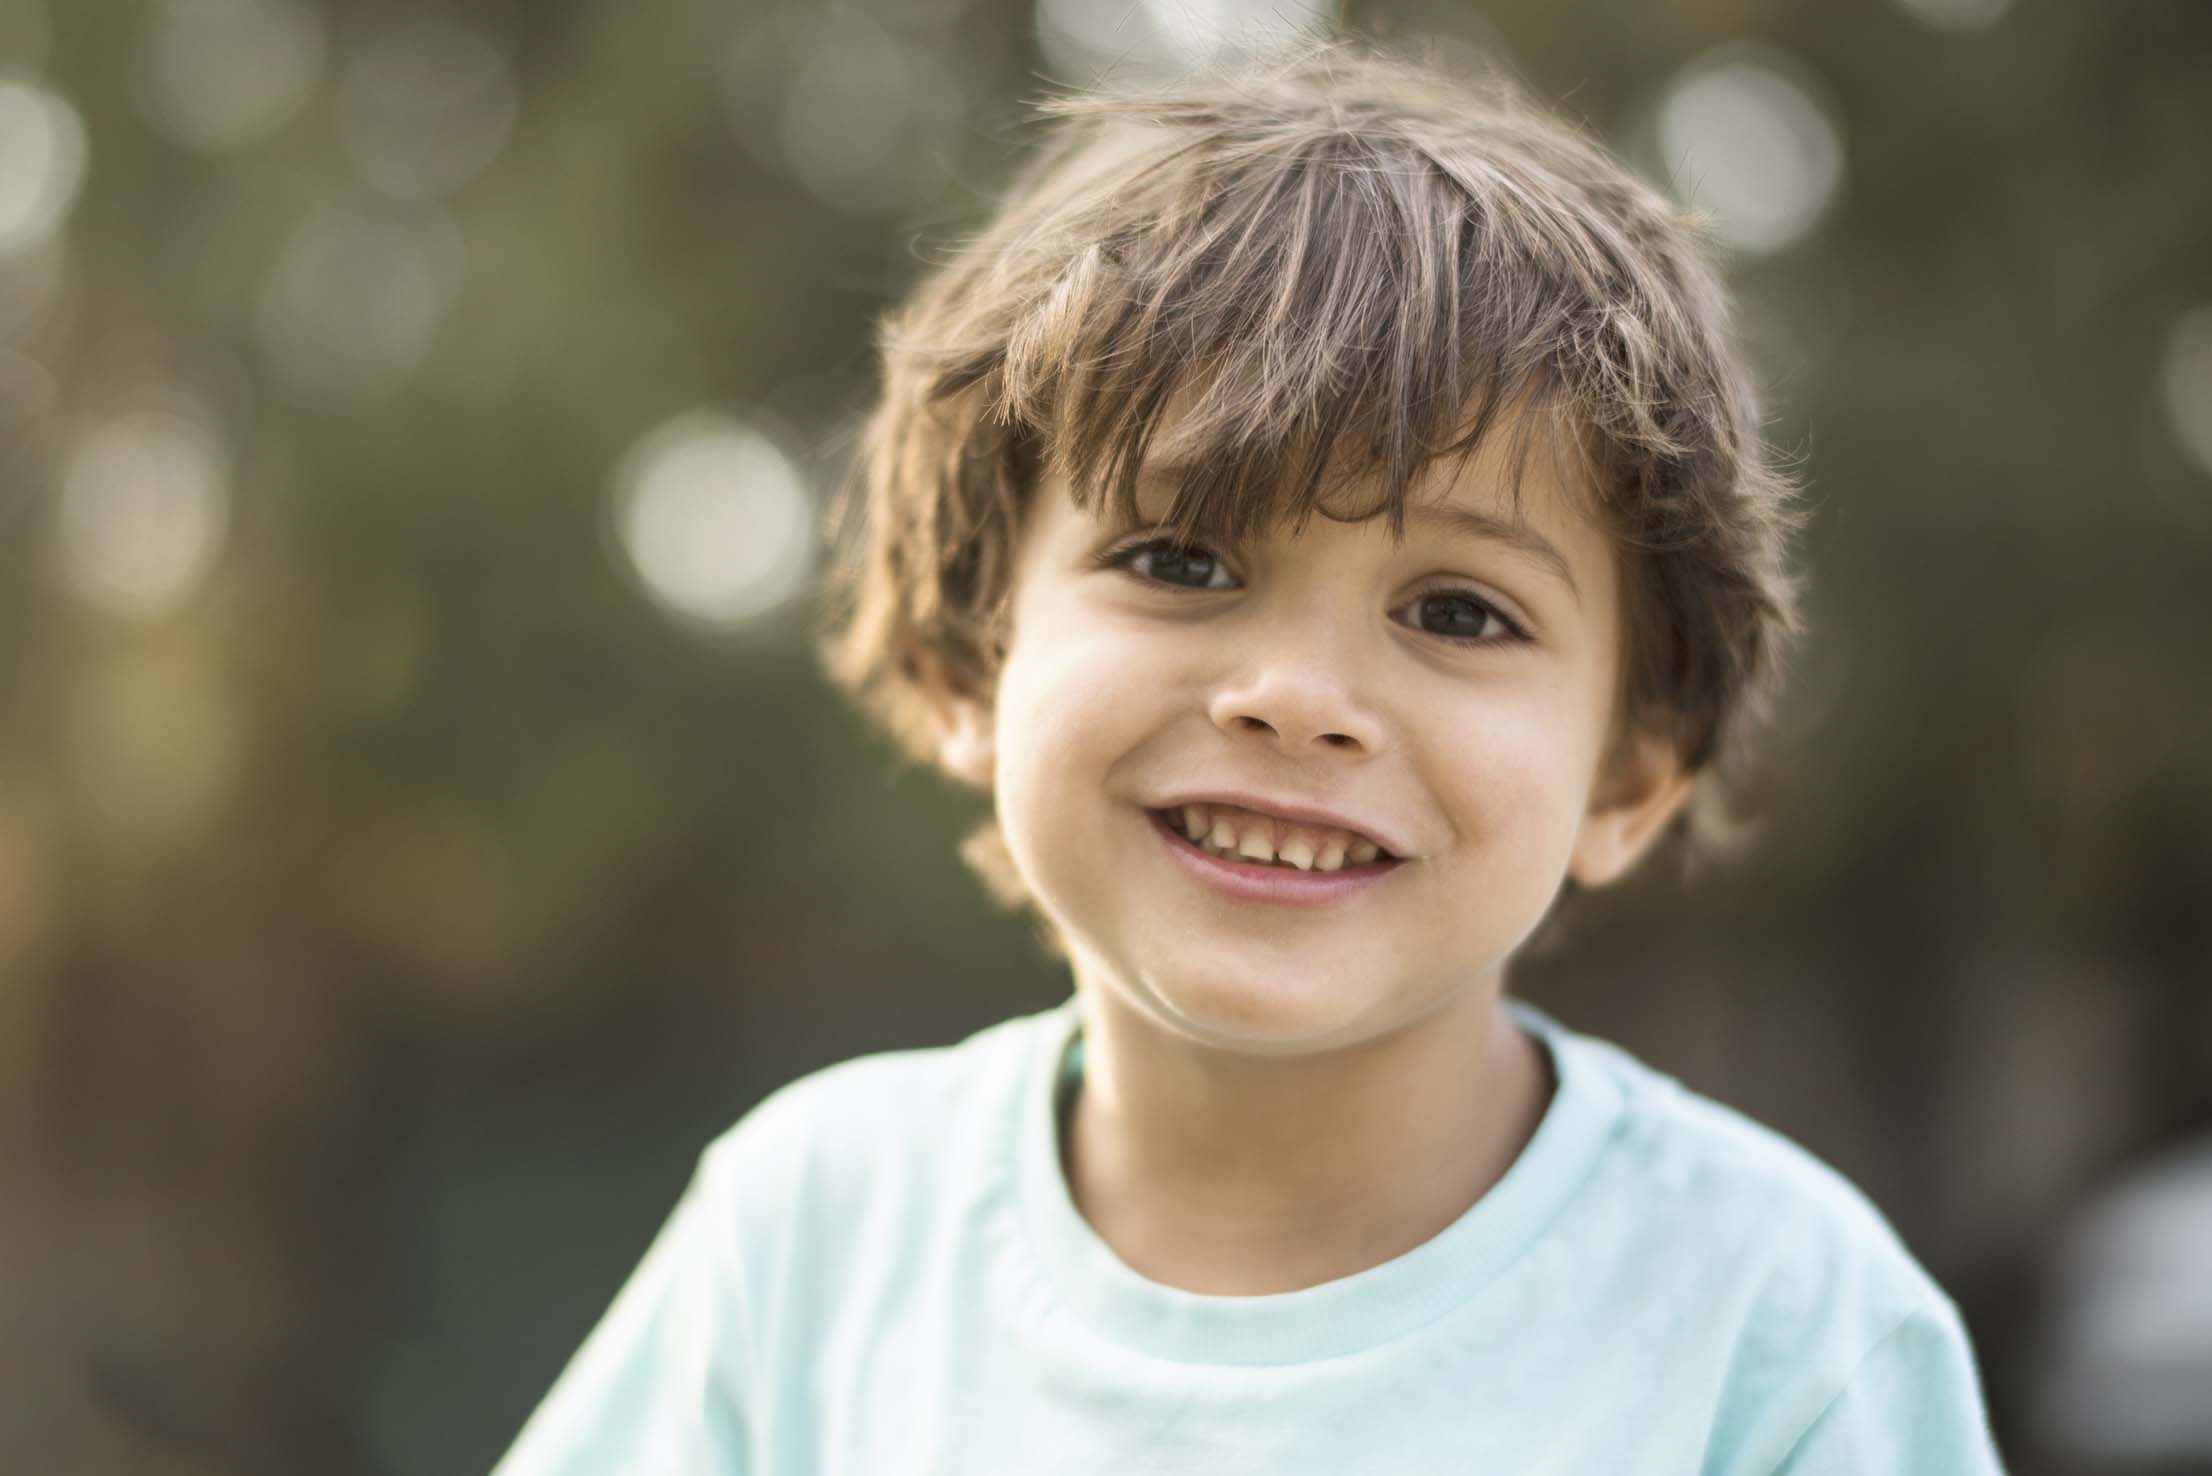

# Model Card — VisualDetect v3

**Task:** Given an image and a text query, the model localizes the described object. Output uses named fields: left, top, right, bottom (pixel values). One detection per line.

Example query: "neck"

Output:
left=1057, top=976, right=1553, bottom=1297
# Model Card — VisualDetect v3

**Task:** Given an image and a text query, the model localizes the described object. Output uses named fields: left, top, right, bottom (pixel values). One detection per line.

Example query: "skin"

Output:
left=934, top=427, right=1695, bottom=1296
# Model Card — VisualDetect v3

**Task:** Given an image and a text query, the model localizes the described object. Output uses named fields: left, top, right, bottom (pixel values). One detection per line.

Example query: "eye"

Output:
left=1395, top=587, right=1528, bottom=647
left=1103, top=537, right=1237, bottom=591
left=1097, top=538, right=1527, bottom=644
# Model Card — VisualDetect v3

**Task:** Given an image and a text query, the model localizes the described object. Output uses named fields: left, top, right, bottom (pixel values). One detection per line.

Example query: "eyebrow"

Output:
left=1405, top=504, right=1581, bottom=605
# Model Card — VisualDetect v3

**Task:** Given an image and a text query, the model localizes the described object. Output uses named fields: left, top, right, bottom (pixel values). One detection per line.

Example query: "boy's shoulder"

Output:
left=1548, top=1010, right=1919, bottom=1239
left=1527, top=1004, right=1957, bottom=1353
left=693, top=1004, right=1055, bottom=1209
left=1525, top=1009, right=1998, bottom=1473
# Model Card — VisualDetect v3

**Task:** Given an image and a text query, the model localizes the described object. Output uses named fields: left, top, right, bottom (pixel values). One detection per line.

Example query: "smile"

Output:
left=1149, top=801, right=1395, bottom=870
left=1145, top=806, right=1406, bottom=906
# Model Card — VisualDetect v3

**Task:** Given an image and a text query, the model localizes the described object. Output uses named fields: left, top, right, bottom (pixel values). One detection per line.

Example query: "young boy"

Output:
left=495, top=46, right=2006, bottom=1474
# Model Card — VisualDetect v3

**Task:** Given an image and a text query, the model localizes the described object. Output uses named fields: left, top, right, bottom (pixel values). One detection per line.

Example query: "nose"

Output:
left=1206, top=646, right=1387, bottom=758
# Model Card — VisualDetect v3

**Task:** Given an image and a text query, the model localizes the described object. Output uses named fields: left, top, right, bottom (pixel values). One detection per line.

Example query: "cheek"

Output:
left=1425, top=685, right=1599, bottom=866
left=989, top=605, right=1167, bottom=857
left=1407, top=709, right=1587, bottom=965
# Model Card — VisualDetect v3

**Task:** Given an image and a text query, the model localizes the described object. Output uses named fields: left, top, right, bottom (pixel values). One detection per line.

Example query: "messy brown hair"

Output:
left=822, top=43, right=1801, bottom=910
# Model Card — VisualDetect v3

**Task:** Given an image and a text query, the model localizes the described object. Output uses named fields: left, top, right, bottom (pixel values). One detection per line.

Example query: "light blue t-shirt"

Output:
left=493, top=999, right=2007, bottom=1474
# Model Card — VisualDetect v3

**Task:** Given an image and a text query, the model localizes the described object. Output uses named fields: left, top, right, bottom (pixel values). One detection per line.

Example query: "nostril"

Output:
left=1322, top=733, right=1358, bottom=749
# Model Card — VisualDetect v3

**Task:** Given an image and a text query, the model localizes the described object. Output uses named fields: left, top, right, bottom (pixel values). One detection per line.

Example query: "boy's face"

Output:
left=940, top=427, right=1693, bottom=1056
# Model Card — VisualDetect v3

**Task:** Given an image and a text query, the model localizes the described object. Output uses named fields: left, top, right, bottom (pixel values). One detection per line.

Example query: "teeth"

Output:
left=1236, top=827, right=1277, bottom=864
left=1164, top=803, right=1391, bottom=871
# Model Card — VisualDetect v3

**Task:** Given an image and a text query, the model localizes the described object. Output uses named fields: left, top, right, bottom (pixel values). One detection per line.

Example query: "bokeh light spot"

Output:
left=1137, top=0, right=1333, bottom=67
left=335, top=17, right=516, bottom=201
left=767, top=16, right=965, bottom=218
left=1656, top=46, right=1844, bottom=256
left=255, top=203, right=463, bottom=397
left=50, top=411, right=230, bottom=619
left=0, top=74, right=86, bottom=258
left=611, top=412, right=815, bottom=629
left=2161, top=304, right=2212, bottom=479
left=146, top=0, right=324, bottom=152
left=1033, top=0, right=1158, bottom=80
left=1035, top=0, right=1330, bottom=80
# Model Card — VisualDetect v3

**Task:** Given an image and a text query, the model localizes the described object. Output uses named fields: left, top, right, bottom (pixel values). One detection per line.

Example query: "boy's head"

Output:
left=824, top=44, right=1799, bottom=1024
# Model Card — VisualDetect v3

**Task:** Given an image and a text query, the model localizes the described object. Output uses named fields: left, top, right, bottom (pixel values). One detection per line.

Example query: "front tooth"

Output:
left=1236, top=825, right=1277, bottom=865
left=1347, top=839, right=1380, bottom=865
left=1314, top=835, right=1348, bottom=871
left=1182, top=805, right=1209, bottom=840
left=1278, top=837, right=1315, bottom=870
left=1208, top=816, right=1238, bottom=854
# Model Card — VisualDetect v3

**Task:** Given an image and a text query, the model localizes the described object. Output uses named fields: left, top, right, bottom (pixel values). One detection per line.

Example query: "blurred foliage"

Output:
left=0, top=1, right=2208, bottom=1473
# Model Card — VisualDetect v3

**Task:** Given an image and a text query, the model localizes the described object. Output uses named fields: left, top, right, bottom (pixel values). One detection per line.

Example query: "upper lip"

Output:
left=1146, top=791, right=1411, bottom=859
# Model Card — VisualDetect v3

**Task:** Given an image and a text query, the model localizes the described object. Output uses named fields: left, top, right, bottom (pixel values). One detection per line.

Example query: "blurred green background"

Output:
left=2, top=1, right=2208, bottom=1472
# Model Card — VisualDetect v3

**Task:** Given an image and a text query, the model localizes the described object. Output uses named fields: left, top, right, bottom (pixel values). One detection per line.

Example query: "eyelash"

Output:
left=1095, top=535, right=1532, bottom=648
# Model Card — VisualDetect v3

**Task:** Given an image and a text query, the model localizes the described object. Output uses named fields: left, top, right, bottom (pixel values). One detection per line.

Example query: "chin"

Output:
left=1131, top=965, right=1388, bottom=1055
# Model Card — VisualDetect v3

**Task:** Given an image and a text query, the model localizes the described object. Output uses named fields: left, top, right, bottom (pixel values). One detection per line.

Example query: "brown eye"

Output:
left=1416, top=592, right=1499, bottom=640
left=1121, top=541, right=1231, bottom=589
left=1393, top=587, right=1528, bottom=646
left=1145, top=548, right=1215, bottom=585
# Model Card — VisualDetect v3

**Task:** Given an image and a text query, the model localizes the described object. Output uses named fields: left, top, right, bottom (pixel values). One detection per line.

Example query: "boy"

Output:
left=495, top=46, right=2006, bottom=1474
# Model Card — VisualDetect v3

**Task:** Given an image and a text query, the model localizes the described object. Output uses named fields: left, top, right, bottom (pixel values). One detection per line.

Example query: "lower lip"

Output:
left=1146, top=809, right=1406, bottom=907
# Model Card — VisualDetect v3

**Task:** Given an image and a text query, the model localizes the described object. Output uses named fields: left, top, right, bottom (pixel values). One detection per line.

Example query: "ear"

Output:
left=1568, top=729, right=1696, bottom=888
left=933, top=694, right=997, bottom=789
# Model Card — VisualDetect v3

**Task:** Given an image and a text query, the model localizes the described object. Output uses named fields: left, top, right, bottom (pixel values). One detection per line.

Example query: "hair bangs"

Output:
left=989, top=113, right=1570, bottom=550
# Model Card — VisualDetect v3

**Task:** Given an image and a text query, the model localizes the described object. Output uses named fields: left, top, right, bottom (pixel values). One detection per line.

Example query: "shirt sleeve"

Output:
left=490, top=1149, right=753, bottom=1476
left=1767, top=1301, right=2007, bottom=1476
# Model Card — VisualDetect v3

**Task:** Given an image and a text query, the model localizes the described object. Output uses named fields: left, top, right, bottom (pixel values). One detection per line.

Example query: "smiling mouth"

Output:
left=1147, top=803, right=1399, bottom=873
